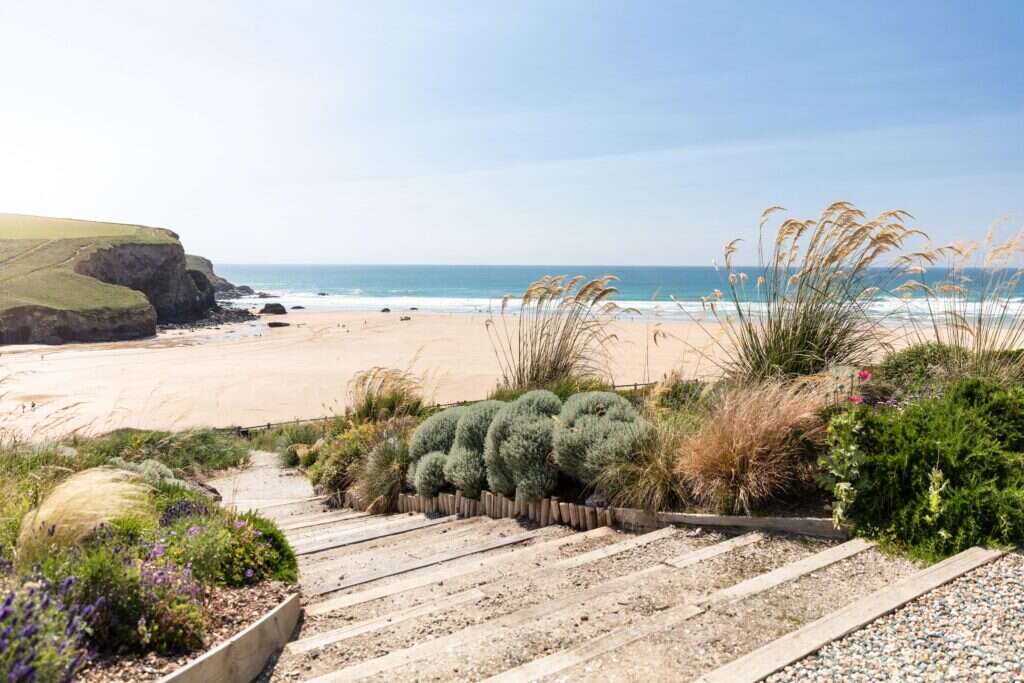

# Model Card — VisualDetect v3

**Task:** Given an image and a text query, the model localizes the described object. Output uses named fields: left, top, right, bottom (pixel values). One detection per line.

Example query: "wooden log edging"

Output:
left=158, top=593, right=300, bottom=683
left=389, top=493, right=842, bottom=539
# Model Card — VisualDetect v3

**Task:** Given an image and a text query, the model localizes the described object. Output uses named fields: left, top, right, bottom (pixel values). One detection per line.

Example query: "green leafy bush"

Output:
left=484, top=391, right=562, bottom=501
left=164, top=512, right=296, bottom=587
left=553, top=392, right=647, bottom=485
left=821, top=379, right=1024, bottom=561
left=240, top=511, right=298, bottom=583
left=0, top=571, right=92, bottom=681
left=47, top=536, right=206, bottom=654
left=443, top=401, right=505, bottom=498
left=877, top=342, right=956, bottom=392
left=414, top=451, right=449, bottom=497
left=308, top=422, right=380, bottom=493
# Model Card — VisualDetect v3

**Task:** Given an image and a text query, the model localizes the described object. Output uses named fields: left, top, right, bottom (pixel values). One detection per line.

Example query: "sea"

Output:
left=215, top=264, right=1017, bottom=321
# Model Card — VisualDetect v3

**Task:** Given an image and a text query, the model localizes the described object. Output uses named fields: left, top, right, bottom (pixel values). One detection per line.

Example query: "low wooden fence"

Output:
left=228, top=381, right=658, bottom=436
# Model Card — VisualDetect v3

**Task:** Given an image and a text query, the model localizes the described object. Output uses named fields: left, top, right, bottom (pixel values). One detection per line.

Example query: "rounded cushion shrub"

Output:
left=484, top=390, right=561, bottom=500
left=408, top=406, right=466, bottom=483
left=553, top=392, right=647, bottom=485
left=443, top=400, right=505, bottom=498
left=414, top=451, right=449, bottom=497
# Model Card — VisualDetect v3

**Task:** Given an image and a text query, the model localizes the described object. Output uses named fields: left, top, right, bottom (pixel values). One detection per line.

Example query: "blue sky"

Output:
left=0, top=1, right=1021, bottom=264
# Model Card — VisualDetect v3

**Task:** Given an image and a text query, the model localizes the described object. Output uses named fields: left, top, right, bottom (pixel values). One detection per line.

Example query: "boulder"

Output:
left=268, top=321, right=290, bottom=328
left=260, top=303, right=287, bottom=315
left=381, top=307, right=391, bottom=313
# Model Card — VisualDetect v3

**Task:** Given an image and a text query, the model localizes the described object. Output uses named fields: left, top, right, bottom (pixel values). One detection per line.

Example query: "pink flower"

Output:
left=857, top=369, right=872, bottom=382
left=848, top=395, right=864, bottom=405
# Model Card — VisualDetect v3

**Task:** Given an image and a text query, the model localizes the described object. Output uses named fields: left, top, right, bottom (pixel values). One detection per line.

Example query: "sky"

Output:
left=0, top=1, right=1021, bottom=265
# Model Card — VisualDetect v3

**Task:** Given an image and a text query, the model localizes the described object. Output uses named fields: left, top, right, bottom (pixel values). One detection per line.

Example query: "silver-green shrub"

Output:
left=553, top=392, right=648, bottom=484
left=484, top=390, right=561, bottom=500
left=407, top=406, right=465, bottom=486
left=414, top=451, right=449, bottom=497
left=444, top=400, right=505, bottom=498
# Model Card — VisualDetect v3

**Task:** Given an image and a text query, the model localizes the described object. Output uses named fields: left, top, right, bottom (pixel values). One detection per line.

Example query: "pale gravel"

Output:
left=564, top=546, right=918, bottom=682
left=768, top=551, right=1024, bottom=683
left=269, top=527, right=722, bottom=681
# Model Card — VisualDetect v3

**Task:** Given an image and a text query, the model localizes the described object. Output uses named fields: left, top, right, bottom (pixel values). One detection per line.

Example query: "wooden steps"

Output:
left=248, top=476, right=995, bottom=682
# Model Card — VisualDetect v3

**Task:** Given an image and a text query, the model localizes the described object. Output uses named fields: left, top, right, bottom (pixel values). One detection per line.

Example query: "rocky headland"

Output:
left=0, top=213, right=253, bottom=345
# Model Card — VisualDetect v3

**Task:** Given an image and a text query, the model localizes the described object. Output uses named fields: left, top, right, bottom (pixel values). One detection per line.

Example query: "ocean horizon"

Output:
left=216, top=264, right=1017, bottom=321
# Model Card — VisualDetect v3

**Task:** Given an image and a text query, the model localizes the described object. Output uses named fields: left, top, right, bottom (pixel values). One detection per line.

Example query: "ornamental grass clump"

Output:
left=592, top=413, right=692, bottom=511
left=680, top=381, right=828, bottom=514
left=895, top=226, right=1024, bottom=384
left=552, top=392, right=648, bottom=486
left=692, top=202, right=924, bottom=382
left=484, top=390, right=562, bottom=501
left=486, top=275, right=627, bottom=393
left=350, top=426, right=414, bottom=513
left=444, top=400, right=505, bottom=499
left=18, top=467, right=155, bottom=565
left=348, top=366, right=424, bottom=422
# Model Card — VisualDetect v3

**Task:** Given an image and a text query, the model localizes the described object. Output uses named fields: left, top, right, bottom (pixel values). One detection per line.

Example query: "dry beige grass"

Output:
left=486, top=275, right=629, bottom=391
left=689, top=201, right=926, bottom=381
left=897, top=223, right=1024, bottom=382
left=679, top=381, right=828, bottom=514
left=348, top=366, right=424, bottom=420
left=17, top=467, right=153, bottom=561
left=592, top=414, right=691, bottom=511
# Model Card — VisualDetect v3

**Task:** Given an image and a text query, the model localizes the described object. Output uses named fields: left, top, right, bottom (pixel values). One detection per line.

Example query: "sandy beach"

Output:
left=0, top=311, right=725, bottom=439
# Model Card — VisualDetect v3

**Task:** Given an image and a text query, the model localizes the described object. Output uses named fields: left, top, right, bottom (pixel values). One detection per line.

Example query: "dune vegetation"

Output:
left=0, top=428, right=295, bottom=681
left=270, top=202, right=1024, bottom=568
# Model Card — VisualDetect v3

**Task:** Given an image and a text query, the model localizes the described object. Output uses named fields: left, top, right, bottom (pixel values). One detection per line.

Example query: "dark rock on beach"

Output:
left=381, top=307, right=391, bottom=313
left=267, top=321, right=291, bottom=328
left=291, top=305, right=306, bottom=310
left=157, top=303, right=257, bottom=332
left=259, top=303, right=287, bottom=315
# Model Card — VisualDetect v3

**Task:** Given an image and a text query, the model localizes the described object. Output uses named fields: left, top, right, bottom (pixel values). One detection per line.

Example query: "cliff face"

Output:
left=0, top=305, right=156, bottom=345
left=75, top=237, right=214, bottom=323
left=0, top=217, right=221, bottom=345
left=185, top=254, right=234, bottom=292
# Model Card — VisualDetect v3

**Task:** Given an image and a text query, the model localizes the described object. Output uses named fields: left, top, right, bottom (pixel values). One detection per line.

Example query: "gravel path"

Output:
left=768, top=551, right=1024, bottom=683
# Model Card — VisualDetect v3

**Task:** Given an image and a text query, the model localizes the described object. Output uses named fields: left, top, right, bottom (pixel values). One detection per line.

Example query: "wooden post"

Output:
left=540, top=498, right=550, bottom=526
left=550, top=497, right=560, bottom=524
left=559, top=502, right=571, bottom=527
left=486, top=492, right=494, bottom=518
left=605, top=508, right=615, bottom=527
left=455, top=491, right=463, bottom=517
left=568, top=504, right=579, bottom=529
left=585, top=506, right=598, bottom=530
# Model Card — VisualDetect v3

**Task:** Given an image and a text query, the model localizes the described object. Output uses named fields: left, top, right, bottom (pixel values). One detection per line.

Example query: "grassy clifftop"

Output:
left=0, top=213, right=176, bottom=313
left=0, top=213, right=214, bottom=344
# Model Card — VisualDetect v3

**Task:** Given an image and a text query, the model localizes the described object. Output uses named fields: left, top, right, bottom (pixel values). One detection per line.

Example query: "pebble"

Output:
left=768, top=552, right=1024, bottom=683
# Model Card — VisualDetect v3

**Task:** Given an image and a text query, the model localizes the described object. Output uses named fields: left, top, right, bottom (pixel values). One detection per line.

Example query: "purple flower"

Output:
left=244, top=569, right=254, bottom=579
left=233, top=519, right=246, bottom=530
left=148, top=543, right=166, bottom=560
left=187, top=525, right=203, bottom=538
